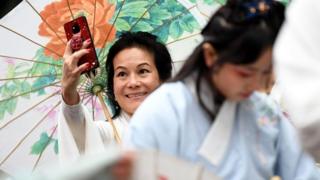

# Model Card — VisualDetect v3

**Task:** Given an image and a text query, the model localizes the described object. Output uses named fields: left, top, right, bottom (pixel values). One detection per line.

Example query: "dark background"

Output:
left=0, top=0, right=22, bottom=19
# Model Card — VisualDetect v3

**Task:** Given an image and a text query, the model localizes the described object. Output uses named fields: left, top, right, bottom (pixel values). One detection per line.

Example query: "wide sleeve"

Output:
left=274, top=113, right=320, bottom=179
left=274, top=0, right=320, bottom=161
left=58, top=97, right=106, bottom=165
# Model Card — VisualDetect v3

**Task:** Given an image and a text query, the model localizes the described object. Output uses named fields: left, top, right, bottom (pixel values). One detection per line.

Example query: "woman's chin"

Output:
left=227, top=95, right=250, bottom=102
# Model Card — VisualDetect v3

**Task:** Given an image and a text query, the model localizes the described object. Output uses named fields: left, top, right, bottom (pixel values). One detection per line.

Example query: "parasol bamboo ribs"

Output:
left=97, top=91, right=121, bottom=144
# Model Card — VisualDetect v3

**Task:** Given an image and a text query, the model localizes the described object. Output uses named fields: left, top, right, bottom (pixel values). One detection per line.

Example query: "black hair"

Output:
left=173, top=0, right=285, bottom=120
left=105, top=31, right=173, bottom=118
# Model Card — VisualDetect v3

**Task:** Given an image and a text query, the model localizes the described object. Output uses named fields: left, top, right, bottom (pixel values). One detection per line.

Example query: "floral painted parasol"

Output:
left=0, top=0, right=220, bottom=177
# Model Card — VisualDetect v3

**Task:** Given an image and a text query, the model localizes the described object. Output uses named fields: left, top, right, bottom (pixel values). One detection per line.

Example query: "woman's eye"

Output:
left=116, top=72, right=127, bottom=77
left=139, top=69, right=150, bottom=74
left=237, top=70, right=253, bottom=78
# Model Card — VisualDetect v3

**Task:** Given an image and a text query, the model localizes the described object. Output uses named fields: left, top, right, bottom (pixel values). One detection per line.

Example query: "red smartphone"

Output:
left=64, top=16, right=99, bottom=74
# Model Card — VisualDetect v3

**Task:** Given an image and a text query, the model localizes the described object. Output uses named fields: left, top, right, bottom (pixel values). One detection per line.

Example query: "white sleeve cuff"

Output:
left=61, top=95, right=85, bottom=123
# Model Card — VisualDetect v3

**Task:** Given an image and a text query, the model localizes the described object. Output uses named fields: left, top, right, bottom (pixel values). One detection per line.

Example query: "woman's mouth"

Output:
left=239, top=92, right=252, bottom=98
left=126, top=92, right=148, bottom=99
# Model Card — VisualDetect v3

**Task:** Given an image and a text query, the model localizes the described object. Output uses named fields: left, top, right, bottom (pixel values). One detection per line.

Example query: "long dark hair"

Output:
left=105, top=31, right=173, bottom=118
left=173, top=0, right=285, bottom=119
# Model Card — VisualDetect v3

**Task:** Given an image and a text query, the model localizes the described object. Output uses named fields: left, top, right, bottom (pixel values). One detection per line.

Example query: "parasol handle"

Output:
left=97, top=92, right=121, bottom=144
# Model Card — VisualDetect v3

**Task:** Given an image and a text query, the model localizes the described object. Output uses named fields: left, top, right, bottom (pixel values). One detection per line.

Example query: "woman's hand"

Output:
left=61, top=39, right=91, bottom=105
left=112, top=152, right=134, bottom=180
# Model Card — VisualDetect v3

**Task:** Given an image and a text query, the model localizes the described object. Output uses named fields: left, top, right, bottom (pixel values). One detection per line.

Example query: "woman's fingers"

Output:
left=63, top=40, right=73, bottom=58
left=75, top=63, right=89, bottom=75
left=63, top=48, right=89, bottom=78
left=81, top=39, right=91, bottom=49
left=63, top=37, right=91, bottom=76
left=71, top=49, right=90, bottom=66
left=61, top=38, right=89, bottom=96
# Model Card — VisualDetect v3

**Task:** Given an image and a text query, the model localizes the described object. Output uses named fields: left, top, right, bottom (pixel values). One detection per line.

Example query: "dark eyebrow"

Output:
left=245, top=66, right=258, bottom=72
left=137, top=63, right=151, bottom=68
left=114, top=66, right=126, bottom=71
left=237, top=65, right=258, bottom=72
left=242, top=64, right=272, bottom=73
left=115, top=62, right=151, bottom=71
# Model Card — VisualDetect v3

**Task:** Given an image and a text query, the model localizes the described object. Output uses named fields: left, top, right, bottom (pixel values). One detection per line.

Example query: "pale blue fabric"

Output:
left=125, top=81, right=320, bottom=180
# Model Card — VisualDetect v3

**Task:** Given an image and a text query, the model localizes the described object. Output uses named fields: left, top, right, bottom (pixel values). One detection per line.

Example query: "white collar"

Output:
left=198, top=100, right=236, bottom=166
left=184, top=73, right=237, bottom=166
left=118, top=110, right=130, bottom=122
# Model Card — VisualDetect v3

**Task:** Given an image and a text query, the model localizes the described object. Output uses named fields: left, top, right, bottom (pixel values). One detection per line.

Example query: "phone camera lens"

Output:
left=72, top=24, right=80, bottom=34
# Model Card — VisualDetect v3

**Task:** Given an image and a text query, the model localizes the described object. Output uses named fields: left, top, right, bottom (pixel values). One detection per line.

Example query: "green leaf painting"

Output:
left=54, top=139, right=59, bottom=154
left=188, top=0, right=222, bottom=5
left=280, top=0, right=290, bottom=6
left=0, top=48, right=62, bottom=121
left=114, top=0, right=200, bottom=42
left=30, top=132, right=58, bottom=155
left=119, top=1, right=150, bottom=18
left=114, top=18, right=131, bottom=31
left=0, top=64, right=31, bottom=121
left=169, top=20, right=183, bottom=39
left=132, top=20, right=154, bottom=32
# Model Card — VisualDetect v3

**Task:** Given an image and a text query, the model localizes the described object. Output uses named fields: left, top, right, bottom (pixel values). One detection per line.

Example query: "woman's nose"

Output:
left=127, top=74, right=141, bottom=88
left=248, top=75, right=262, bottom=91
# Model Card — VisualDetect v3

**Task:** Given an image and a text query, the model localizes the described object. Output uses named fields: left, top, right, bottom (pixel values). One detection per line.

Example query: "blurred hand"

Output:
left=61, top=38, right=91, bottom=105
left=112, top=152, right=134, bottom=180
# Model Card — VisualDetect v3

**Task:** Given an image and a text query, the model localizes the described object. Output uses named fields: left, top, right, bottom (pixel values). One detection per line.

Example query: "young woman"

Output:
left=58, top=32, right=172, bottom=163
left=125, top=0, right=320, bottom=179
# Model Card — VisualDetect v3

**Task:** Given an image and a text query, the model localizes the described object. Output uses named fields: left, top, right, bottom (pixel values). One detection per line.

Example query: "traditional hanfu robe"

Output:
left=58, top=99, right=129, bottom=165
left=124, top=74, right=320, bottom=179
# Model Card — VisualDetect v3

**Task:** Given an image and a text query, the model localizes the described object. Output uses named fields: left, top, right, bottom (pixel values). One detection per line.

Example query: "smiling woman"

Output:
left=112, top=47, right=161, bottom=116
left=58, top=31, right=173, bottom=164
left=105, top=32, right=172, bottom=118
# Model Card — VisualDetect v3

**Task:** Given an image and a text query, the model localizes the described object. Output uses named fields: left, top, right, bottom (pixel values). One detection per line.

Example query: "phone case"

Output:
left=64, top=16, right=99, bottom=74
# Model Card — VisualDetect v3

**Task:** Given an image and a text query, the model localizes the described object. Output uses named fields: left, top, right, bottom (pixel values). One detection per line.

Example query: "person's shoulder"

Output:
left=130, top=81, right=192, bottom=127
left=143, top=81, right=193, bottom=107
left=153, top=81, right=189, bottom=96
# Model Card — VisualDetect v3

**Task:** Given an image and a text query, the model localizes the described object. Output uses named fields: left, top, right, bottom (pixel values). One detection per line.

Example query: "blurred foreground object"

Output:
left=0, top=169, right=11, bottom=180
left=24, top=148, right=219, bottom=180
left=131, top=150, right=219, bottom=180
left=274, top=0, right=320, bottom=161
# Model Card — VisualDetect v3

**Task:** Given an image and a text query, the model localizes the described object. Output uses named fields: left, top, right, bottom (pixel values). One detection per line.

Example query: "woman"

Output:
left=125, top=0, right=320, bottom=179
left=58, top=32, right=172, bottom=163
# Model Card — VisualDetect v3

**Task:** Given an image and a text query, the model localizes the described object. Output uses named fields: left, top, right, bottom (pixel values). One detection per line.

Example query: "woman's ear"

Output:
left=202, top=43, right=217, bottom=69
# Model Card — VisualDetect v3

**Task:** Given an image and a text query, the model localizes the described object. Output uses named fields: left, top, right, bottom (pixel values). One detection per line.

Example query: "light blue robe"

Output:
left=124, top=76, right=320, bottom=180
